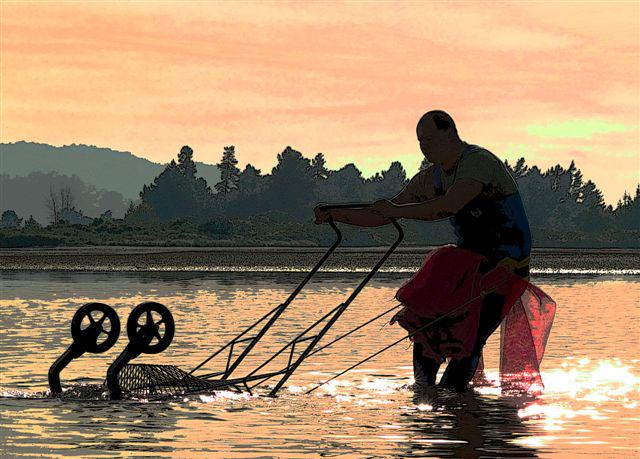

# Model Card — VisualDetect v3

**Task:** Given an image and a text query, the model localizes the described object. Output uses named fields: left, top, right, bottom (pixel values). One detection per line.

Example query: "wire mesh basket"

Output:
left=117, top=364, right=219, bottom=397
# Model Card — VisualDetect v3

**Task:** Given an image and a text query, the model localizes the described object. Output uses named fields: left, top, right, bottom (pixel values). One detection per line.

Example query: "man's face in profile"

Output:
left=417, top=123, right=449, bottom=165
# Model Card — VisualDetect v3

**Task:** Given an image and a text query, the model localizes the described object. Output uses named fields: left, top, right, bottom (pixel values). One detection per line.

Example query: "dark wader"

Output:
left=413, top=160, right=532, bottom=390
left=413, top=262, right=529, bottom=390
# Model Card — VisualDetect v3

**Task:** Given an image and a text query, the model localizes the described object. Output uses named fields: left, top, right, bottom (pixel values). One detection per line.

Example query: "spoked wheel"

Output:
left=126, top=302, right=175, bottom=354
left=70, top=303, right=120, bottom=353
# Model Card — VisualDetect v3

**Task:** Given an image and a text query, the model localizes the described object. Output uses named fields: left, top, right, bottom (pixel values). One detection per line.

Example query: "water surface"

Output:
left=1, top=270, right=639, bottom=458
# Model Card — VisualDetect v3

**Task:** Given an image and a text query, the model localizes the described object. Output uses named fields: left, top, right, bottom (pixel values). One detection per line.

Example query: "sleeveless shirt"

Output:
left=431, top=143, right=532, bottom=267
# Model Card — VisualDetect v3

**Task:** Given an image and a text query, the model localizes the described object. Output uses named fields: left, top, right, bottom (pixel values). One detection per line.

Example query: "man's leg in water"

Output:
left=413, top=341, right=441, bottom=387
left=438, top=292, right=506, bottom=390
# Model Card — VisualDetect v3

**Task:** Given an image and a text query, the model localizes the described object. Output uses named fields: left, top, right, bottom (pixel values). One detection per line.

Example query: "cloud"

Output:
left=1, top=1, right=637, bottom=204
left=525, top=119, right=631, bottom=139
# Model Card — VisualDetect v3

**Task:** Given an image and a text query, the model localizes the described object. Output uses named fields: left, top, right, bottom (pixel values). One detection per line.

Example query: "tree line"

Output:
left=1, top=144, right=638, bottom=247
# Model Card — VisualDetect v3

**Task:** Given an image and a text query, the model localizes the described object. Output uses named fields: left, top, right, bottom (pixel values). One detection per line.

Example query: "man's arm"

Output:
left=390, top=166, right=436, bottom=205
left=314, top=205, right=389, bottom=227
left=372, top=179, right=483, bottom=221
left=314, top=167, right=438, bottom=227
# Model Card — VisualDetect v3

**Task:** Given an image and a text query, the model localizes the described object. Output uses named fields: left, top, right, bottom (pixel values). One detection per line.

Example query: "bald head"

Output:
left=416, top=110, right=458, bottom=138
left=416, top=110, right=464, bottom=170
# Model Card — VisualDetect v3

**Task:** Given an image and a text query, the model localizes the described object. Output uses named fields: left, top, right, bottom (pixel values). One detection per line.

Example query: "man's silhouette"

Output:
left=314, top=110, right=532, bottom=390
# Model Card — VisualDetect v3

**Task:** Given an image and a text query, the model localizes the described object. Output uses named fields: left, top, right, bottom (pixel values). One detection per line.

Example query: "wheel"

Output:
left=70, top=303, right=120, bottom=353
left=126, top=302, right=175, bottom=354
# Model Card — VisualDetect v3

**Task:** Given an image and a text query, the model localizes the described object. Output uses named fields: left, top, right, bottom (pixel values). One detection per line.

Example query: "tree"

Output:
left=513, top=157, right=529, bottom=178
left=59, top=208, right=93, bottom=225
left=46, top=186, right=59, bottom=224
left=264, top=146, right=315, bottom=219
left=380, top=161, right=407, bottom=196
left=224, top=164, right=267, bottom=218
left=214, top=146, right=240, bottom=194
left=237, top=164, right=263, bottom=192
left=124, top=201, right=159, bottom=225
left=45, top=185, right=77, bottom=224
left=178, top=145, right=197, bottom=176
left=324, top=163, right=366, bottom=202
left=567, top=160, right=584, bottom=201
left=0, top=210, right=22, bottom=229
left=310, top=153, right=329, bottom=179
left=100, top=210, right=113, bottom=220
left=614, top=185, right=640, bottom=231
left=365, top=161, right=407, bottom=200
left=59, top=186, right=75, bottom=212
left=23, top=215, right=42, bottom=230
left=140, top=145, right=213, bottom=220
left=1, top=172, right=127, bottom=224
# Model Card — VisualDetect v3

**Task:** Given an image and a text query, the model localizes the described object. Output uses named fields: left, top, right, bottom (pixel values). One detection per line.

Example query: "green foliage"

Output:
left=125, top=201, right=159, bottom=225
left=23, top=215, right=42, bottom=230
left=3, top=147, right=638, bottom=248
left=614, top=185, right=640, bottom=231
left=504, top=158, right=638, bottom=247
left=370, top=161, right=407, bottom=200
left=198, top=218, right=233, bottom=237
left=1, top=210, right=22, bottom=229
left=322, top=163, right=367, bottom=203
left=0, top=234, right=62, bottom=248
left=214, top=146, right=240, bottom=194
left=310, top=153, right=329, bottom=179
left=139, top=146, right=212, bottom=220
left=263, top=147, right=316, bottom=219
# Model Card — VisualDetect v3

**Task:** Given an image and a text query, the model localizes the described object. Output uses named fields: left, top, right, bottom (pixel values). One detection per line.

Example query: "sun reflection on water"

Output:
left=543, top=359, right=640, bottom=401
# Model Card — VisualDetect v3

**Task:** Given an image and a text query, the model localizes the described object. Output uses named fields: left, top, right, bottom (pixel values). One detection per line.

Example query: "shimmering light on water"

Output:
left=21, top=264, right=640, bottom=275
left=1, top=271, right=639, bottom=458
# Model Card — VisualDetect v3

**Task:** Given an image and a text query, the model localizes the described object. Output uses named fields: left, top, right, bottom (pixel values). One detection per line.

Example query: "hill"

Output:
left=0, top=141, right=220, bottom=200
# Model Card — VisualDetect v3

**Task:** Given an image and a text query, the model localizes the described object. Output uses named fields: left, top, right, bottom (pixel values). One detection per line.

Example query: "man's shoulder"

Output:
left=409, top=165, right=434, bottom=182
left=459, top=144, right=509, bottom=176
left=459, top=143, right=518, bottom=194
left=463, top=144, right=502, bottom=165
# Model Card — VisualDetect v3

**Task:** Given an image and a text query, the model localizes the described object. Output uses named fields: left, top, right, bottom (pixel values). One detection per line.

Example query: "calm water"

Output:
left=1, top=269, right=639, bottom=458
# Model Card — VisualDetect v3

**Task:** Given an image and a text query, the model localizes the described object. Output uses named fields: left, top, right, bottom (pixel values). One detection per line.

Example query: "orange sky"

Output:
left=1, top=1, right=638, bottom=203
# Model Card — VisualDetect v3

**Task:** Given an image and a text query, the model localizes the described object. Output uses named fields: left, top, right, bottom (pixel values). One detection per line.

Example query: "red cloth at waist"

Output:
left=395, top=245, right=555, bottom=392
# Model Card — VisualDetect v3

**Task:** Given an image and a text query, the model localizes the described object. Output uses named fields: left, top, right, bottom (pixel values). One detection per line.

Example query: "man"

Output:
left=314, top=110, right=533, bottom=390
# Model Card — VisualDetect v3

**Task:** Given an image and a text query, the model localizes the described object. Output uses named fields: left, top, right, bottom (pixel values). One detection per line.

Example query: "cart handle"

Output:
left=318, top=202, right=373, bottom=211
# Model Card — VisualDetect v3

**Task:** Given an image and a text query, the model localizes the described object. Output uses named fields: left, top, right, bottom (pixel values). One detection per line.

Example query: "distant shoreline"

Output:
left=2, top=245, right=640, bottom=253
left=1, top=246, right=638, bottom=273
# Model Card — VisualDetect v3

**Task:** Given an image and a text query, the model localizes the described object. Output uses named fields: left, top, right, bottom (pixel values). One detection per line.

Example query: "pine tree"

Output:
left=139, top=145, right=212, bottom=220
left=568, top=160, right=584, bottom=201
left=378, top=161, right=407, bottom=198
left=177, top=145, right=197, bottom=176
left=227, top=164, right=265, bottom=218
left=310, top=153, right=329, bottom=179
left=513, top=157, right=529, bottom=178
left=238, top=164, right=262, bottom=192
left=265, top=146, right=315, bottom=218
left=215, top=146, right=240, bottom=194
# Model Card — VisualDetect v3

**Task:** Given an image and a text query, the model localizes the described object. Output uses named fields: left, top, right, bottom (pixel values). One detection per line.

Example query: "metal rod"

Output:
left=188, top=305, right=276, bottom=375
left=318, top=203, right=373, bottom=211
left=244, top=304, right=342, bottom=380
left=189, top=220, right=342, bottom=377
left=268, top=218, right=404, bottom=397
left=307, top=303, right=403, bottom=358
